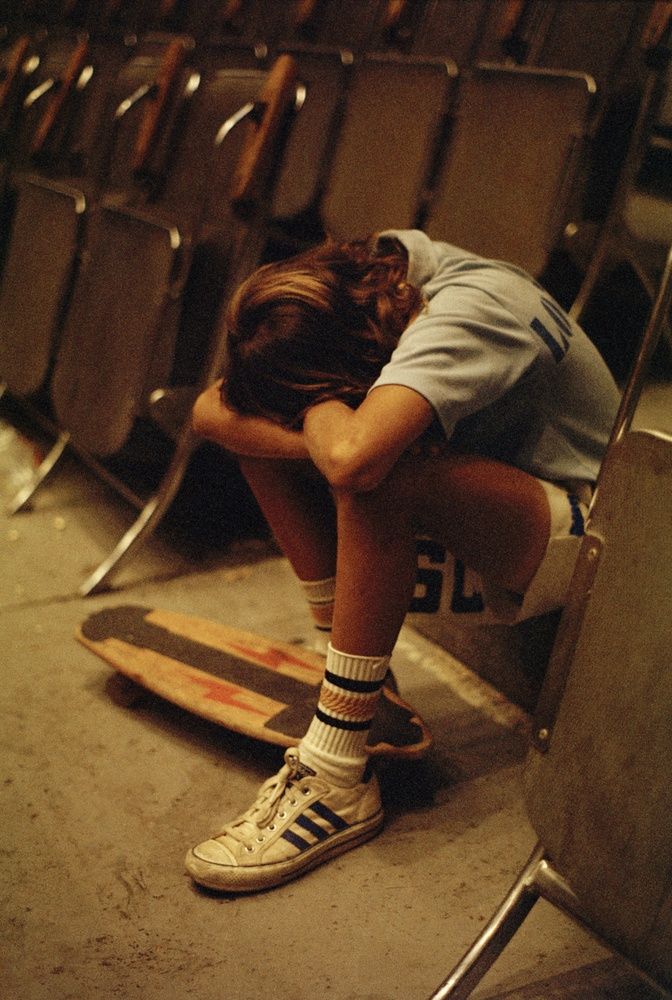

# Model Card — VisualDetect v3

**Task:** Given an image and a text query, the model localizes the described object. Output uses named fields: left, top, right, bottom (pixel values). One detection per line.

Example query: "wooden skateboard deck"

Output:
left=78, top=605, right=432, bottom=759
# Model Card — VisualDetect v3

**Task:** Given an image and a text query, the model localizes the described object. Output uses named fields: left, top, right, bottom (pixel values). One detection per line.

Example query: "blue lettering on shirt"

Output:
left=530, top=296, right=574, bottom=362
left=530, top=317, right=568, bottom=362
left=541, top=296, right=574, bottom=341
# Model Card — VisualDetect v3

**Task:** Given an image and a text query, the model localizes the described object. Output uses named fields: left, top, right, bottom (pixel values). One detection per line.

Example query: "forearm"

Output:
left=303, top=400, right=399, bottom=492
left=191, top=383, right=309, bottom=460
left=303, top=389, right=435, bottom=492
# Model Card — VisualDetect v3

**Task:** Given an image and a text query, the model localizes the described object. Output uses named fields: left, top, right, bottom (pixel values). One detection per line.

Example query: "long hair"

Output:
left=222, top=234, right=424, bottom=426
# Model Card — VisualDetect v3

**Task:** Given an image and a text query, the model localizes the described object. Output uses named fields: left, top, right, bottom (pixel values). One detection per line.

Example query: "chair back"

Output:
left=323, top=53, right=458, bottom=239
left=523, top=246, right=672, bottom=990
left=49, top=52, right=298, bottom=456
left=0, top=27, right=134, bottom=396
left=425, top=63, right=596, bottom=275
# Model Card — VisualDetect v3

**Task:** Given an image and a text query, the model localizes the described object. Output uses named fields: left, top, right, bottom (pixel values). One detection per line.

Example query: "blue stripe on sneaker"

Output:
left=281, top=828, right=311, bottom=851
left=295, top=814, right=330, bottom=840
left=310, top=800, right=350, bottom=831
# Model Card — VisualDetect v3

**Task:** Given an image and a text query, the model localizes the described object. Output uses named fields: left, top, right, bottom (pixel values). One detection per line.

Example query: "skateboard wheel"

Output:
left=106, top=672, right=148, bottom=708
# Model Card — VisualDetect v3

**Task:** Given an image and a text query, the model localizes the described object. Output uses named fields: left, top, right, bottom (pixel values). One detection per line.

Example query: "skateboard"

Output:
left=78, top=605, right=432, bottom=759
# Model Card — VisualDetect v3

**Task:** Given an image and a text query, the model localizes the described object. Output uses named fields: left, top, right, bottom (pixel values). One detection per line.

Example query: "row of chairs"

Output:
left=2, top=4, right=663, bottom=266
left=0, top=33, right=305, bottom=588
left=0, top=8, right=666, bottom=594
left=3, top=1, right=656, bottom=76
left=3, top=0, right=506, bottom=67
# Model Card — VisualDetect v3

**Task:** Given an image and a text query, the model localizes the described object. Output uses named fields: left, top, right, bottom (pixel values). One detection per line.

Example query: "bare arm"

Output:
left=191, top=382, right=309, bottom=460
left=303, top=385, right=435, bottom=492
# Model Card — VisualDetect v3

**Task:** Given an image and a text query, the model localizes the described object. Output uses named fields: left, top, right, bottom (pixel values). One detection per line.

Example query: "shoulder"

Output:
left=377, top=229, right=476, bottom=289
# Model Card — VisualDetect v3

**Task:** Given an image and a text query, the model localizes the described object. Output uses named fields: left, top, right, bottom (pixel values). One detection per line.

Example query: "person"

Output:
left=185, top=229, right=620, bottom=893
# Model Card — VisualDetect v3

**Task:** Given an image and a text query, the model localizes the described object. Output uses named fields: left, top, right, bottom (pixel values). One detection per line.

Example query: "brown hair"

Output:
left=222, top=234, right=424, bottom=426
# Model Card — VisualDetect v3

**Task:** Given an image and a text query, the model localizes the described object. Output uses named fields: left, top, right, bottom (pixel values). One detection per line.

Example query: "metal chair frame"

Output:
left=427, top=245, right=672, bottom=999
left=568, top=9, right=672, bottom=350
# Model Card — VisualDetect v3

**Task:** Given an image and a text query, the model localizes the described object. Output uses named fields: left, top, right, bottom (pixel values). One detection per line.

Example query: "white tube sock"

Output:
left=299, top=643, right=390, bottom=786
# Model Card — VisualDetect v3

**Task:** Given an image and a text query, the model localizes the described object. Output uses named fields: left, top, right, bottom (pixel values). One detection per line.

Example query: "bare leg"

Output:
left=239, top=456, right=337, bottom=581
left=239, top=449, right=550, bottom=655
left=331, top=449, right=551, bottom=656
left=185, top=450, right=553, bottom=890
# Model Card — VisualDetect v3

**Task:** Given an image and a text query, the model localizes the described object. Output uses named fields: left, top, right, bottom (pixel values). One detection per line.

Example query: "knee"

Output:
left=333, top=472, right=416, bottom=532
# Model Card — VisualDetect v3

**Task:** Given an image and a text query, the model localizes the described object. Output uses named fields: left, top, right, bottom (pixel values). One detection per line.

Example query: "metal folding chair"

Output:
left=425, top=62, right=597, bottom=278
left=0, top=30, right=41, bottom=270
left=410, top=0, right=492, bottom=64
left=0, top=24, right=134, bottom=404
left=266, top=46, right=457, bottom=257
left=39, top=48, right=299, bottom=594
left=494, top=0, right=650, bottom=80
left=182, top=0, right=272, bottom=69
left=428, top=245, right=672, bottom=999
left=269, top=45, right=350, bottom=233
left=321, top=52, right=458, bottom=240
left=567, top=6, right=672, bottom=368
left=263, top=0, right=384, bottom=54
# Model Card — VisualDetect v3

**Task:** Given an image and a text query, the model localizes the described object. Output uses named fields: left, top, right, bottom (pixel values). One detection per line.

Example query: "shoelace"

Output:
left=217, top=751, right=306, bottom=846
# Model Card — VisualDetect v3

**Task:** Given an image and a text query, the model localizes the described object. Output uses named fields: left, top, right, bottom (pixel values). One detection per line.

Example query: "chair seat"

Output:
left=624, top=190, right=672, bottom=247
left=51, top=204, right=181, bottom=457
left=426, top=63, right=596, bottom=277
left=0, top=177, right=85, bottom=397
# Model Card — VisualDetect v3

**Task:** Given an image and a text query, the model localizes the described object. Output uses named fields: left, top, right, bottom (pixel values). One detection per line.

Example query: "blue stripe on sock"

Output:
left=324, top=670, right=383, bottom=694
left=281, top=828, right=311, bottom=851
left=315, top=707, right=371, bottom=731
left=295, top=814, right=330, bottom=840
left=310, top=800, right=350, bottom=831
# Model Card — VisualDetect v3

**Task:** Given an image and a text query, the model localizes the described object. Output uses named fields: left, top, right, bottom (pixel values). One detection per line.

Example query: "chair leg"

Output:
left=427, top=843, right=546, bottom=1000
left=568, top=224, right=619, bottom=326
left=79, top=428, right=196, bottom=596
left=7, top=430, right=71, bottom=514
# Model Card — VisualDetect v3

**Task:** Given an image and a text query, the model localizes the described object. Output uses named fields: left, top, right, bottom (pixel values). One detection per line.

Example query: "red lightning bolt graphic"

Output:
left=224, top=639, right=323, bottom=679
left=187, top=673, right=275, bottom=717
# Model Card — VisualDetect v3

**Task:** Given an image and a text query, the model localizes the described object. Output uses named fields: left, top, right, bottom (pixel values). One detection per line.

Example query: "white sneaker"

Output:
left=185, top=749, right=383, bottom=893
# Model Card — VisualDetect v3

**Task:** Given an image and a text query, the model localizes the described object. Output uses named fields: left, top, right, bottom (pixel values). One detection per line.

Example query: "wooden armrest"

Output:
left=381, top=0, right=408, bottom=32
left=229, top=54, right=299, bottom=208
left=132, top=38, right=188, bottom=174
left=642, top=1, right=672, bottom=49
left=30, top=37, right=90, bottom=156
left=496, top=0, right=527, bottom=41
left=0, top=36, right=32, bottom=117
left=293, top=0, right=320, bottom=31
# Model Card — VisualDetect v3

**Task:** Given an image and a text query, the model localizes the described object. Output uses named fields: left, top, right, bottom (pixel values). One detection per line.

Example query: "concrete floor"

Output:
left=1, top=385, right=670, bottom=1000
